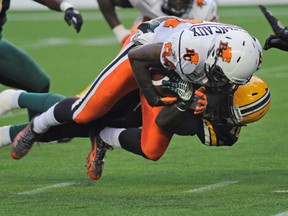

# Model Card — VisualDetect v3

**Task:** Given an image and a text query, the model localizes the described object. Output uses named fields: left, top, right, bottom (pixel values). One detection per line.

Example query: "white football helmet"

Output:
left=205, top=30, right=261, bottom=86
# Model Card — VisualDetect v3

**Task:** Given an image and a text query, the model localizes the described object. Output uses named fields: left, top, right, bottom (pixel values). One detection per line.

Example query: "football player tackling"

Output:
left=10, top=18, right=262, bottom=179
left=0, top=76, right=270, bottom=181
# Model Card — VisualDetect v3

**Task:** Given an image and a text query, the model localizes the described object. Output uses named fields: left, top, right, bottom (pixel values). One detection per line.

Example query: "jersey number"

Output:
left=163, top=19, right=203, bottom=28
left=162, top=43, right=175, bottom=68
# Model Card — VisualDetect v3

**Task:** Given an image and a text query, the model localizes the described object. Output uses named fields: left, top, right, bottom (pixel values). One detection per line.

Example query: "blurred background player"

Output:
left=0, top=0, right=83, bottom=119
left=259, top=5, right=288, bottom=51
left=97, top=0, right=218, bottom=44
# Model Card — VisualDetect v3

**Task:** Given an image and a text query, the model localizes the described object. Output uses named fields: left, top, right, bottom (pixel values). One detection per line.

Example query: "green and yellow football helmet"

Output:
left=230, top=76, right=271, bottom=125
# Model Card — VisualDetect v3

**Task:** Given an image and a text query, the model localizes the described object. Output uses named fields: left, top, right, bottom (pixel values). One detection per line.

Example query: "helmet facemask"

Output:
left=161, top=0, right=193, bottom=17
left=204, top=45, right=231, bottom=90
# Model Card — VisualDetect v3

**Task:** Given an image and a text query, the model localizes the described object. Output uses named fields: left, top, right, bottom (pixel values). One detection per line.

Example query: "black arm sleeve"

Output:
left=156, top=105, right=201, bottom=136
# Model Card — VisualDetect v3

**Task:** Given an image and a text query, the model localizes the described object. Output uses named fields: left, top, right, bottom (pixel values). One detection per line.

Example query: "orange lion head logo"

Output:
left=196, top=0, right=206, bottom=8
left=183, top=48, right=199, bottom=65
left=216, top=41, right=232, bottom=63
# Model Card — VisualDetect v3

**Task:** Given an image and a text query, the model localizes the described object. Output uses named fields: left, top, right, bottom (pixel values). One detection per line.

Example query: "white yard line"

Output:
left=185, top=181, right=239, bottom=193
left=273, top=190, right=288, bottom=193
left=10, top=37, right=118, bottom=50
left=273, top=211, right=288, bottom=216
left=18, top=182, right=79, bottom=195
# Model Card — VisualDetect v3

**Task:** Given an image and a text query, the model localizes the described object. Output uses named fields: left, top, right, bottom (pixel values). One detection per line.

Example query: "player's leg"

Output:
left=11, top=42, right=138, bottom=160
left=0, top=90, right=65, bottom=116
left=0, top=39, right=50, bottom=119
left=0, top=121, right=91, bottom=148
left=86, top=94, right=173, bottom=179
left=136, top=94, right=173, bottom=160
left=72, top=42, right=138, bottom=124
left=0, top=124, right=26, bottom=148
left=0, top=40, right=50, bottom=92
left=25, top=41, right=138, bottom=134
left=97, top=94, right=172, bottom=160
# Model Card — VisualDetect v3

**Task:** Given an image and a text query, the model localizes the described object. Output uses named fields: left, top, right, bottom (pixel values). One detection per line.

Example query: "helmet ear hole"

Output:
left=211, top=50, right=215, bottom=57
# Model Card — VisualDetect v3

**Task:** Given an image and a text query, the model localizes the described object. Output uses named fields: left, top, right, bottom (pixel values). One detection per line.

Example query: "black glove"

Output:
left=264, top=35, right=288, bottom=51
left=259, top=5, right=288, bottom=51
left=64, top=8, right=83, bottom=33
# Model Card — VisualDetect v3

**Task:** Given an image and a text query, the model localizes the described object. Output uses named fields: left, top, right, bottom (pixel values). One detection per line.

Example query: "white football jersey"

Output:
left=128, top=0, right=218, bottom=22
left=185, top=0, right=219, bottom=21
left=150, top=19, right=248, bottom=85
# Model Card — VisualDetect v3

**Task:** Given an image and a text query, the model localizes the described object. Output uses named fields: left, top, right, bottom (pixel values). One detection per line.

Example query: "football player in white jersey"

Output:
left=11, top=18, right=262, bottom=165
left=97, top=0, right=218, bottom=43
left=130, top=18, right=262, bottom=106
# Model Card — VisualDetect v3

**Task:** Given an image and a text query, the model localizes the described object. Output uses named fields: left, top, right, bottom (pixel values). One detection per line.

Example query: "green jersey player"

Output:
left=0, top=0, right=83, bottom=119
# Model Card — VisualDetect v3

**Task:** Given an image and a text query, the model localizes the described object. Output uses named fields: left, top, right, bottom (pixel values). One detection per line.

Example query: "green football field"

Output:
left=1, top=5, right=288, bottom=216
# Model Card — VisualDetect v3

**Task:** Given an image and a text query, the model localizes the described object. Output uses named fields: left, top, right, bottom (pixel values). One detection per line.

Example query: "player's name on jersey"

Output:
left=189, top=23, right=246, bottom=37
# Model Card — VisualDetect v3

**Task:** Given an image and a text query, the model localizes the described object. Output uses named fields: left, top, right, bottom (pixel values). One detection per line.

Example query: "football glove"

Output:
left=259, top=5, right=288, bottom=51
left=162, top=73, right=194, bottom=101
left=190, top=86, right=207, bottom=114
left=263, top=35, right=288, bottom=51
left=64, top=8, right=83, bottom=33
left=175, top=87, right=207, bottom=114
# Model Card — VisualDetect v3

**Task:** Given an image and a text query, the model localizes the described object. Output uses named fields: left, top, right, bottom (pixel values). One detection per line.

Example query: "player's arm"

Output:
left=197, top=119, right=241, bottom=146
left=156, top=97, right=241, bottom=146
left=97, top=0, right=132, bottom=43
left=156, top=105, right=202, bottom=135
left=259, top=5, right=288, bottom=51
left=128, top=43, right=176, bottom=106
left=32, top=0, right=83, bottom=33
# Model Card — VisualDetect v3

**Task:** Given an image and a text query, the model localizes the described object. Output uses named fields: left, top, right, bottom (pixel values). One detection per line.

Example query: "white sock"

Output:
left=11, top=90, right=25, bottom=109
left=99, top=127, right=125, bottom=148
left=33, top=104, right=61, bottom=134
left=0, top=126, right=12, bottom=147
